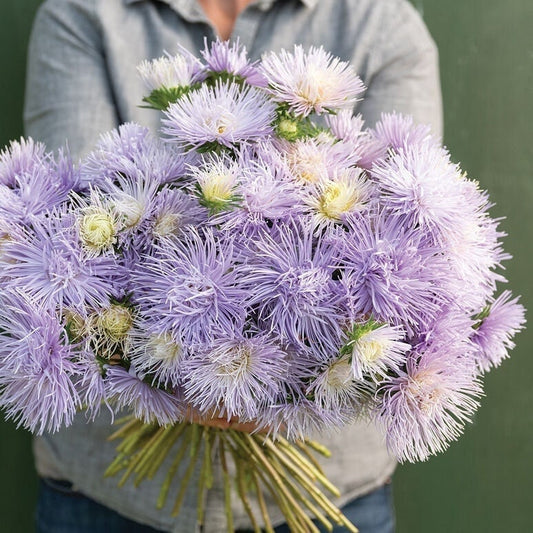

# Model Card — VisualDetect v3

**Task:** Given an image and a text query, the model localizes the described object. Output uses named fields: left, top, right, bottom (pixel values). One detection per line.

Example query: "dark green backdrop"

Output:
left=1, top=1, right=531, bottom=532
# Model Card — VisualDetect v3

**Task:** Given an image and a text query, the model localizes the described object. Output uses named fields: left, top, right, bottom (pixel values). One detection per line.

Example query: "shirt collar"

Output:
left=123, top=0, right=318, bottom=8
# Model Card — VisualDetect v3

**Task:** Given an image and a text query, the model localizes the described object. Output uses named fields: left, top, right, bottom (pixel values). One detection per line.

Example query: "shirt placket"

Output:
left=165, top=0, right=273, bottom=50
left=230, top=1, right=273, bottom=51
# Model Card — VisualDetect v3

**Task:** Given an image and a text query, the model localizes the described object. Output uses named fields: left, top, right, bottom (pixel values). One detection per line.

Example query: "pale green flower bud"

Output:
left=98, top=305, right=133, bottom=342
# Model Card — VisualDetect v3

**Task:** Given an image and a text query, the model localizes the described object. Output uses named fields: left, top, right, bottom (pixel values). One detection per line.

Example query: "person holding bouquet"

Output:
left=24, top=1, right=442, bottom=532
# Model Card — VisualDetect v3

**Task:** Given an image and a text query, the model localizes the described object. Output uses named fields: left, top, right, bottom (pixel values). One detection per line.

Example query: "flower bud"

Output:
left=79, top=209, right=116, bottom=254
left=98, top=305, right=133, bottom=342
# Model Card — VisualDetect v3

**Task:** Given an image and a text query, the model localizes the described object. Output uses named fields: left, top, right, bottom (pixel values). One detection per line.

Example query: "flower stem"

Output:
left=171, top=425, right=204, bottom=517
left=139, top=423, right=187, bottom=483
left=107, top=416, right=139, bottom=441
left=294, top=440, right=325, bottom=475
left=250, top=468, right=275, bottom=533
left=277, top=438, right=340, bottom=496
left=156, top=426, right=193, bottom=509
left=236, top=432, right=317, bottom=533
left=197, top=428, right=216, bottom=526
left=218, top=437, right=234, bottom=533
left=118, top=426, right=167, bottom=487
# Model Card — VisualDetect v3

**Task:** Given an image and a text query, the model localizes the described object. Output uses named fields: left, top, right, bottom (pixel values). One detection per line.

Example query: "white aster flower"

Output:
left=137, top=52, right=202, bottom=91
left=189, top=153, right=242, bottom=213
left=309, top=354, right=368, bottom=411
left=305, top=168, right=372, bottom=224
left=127, top=326, right=185, bottom=388
left=261, top=45, right=365, bottom=117
left=348, top=323, right=410, bottom=382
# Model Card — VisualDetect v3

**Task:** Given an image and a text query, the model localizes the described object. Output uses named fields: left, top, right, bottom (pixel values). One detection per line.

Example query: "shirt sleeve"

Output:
left=356, top=0, right=443, bottom=138
left=23, top=0, right=119, bottom=159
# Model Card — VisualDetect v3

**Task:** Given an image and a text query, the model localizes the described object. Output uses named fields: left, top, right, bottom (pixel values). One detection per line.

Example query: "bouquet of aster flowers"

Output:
left=0, top=39, right=526, bottom=532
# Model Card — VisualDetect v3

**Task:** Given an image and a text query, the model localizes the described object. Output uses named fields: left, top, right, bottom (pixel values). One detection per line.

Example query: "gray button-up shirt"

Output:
left=24, top=1, right=442, bottom=531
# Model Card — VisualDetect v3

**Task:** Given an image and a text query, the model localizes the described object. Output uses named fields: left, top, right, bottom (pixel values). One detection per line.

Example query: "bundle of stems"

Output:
left=105, top=416, right=359, bottom=533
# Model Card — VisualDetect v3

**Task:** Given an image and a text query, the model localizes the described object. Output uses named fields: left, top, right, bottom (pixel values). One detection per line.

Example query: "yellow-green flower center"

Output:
left=98, top=305, right=133, bottom=342
left=64, top=310, right=87, bottom=341
left=219, top=345, right=253, bottom=378
left=277, top=119, right=299, bottom=139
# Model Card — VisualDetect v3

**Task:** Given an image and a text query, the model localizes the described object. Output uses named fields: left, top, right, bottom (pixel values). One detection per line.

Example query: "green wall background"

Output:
left=0, top=1, right=531, bottom=531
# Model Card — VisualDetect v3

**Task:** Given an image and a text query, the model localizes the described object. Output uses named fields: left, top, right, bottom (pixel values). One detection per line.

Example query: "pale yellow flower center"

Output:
left=406, top=371, right=444, bottom=415
left=354, top=335, right=389, bottom=365
left=218, top=345, right=253, bottom=378
left=289, top=151, right=324, bottom=183
left=148, top=333, right=182, bottom=362
left=154, top=212, right=181, bottom=237
left=318, top=181, right=360, bottom=220
left=297, top=67, right=336, bottom=106
left=326, top=357, right=353, bottom=388
left=80, top=210, right=116, bottom=252
left=201, top=172, right=235, bottom=204
left=64, top=310, right=87, bottom=341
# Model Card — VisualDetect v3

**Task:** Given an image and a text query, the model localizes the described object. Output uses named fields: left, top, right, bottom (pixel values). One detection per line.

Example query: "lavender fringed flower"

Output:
left=373, top=112, right=434, bottom=151
left=283, top=134, right=360, bottom=184
left=102, top=171, right=161, bottom=232
left=162, top=81, right=275, bottom=150
left=131, top=227, right=250, bottom=345
left=472, top=291, right=526, bottom=372
left=0, top=137, right=47, bottom=187
left=441, top=185, right=510, bottom=312
left=105, top=365, right=184, bottom=425
left=81, top=123, right=193, bottom=189
left=126, top=321, right=187, bottom=388
left=259, top=384, right=352, bottom=441
left=1, top=211, right=123, bottom=311
left=210, top=149, right=303, bottom=232
left=377, top=342, right=482, bottom=463
left=0, top=149, right=76, bottom=223
left=244, top=218, right=345, bottom=353
left=201, top=38, right=267, bottom=86
left=346, top=322, right=410, bottom=382
left=326, top=111, right=387, bottom=169
left=0, top=292, right=81, bottom=434
left=307, top=354, right=366, bottom=412
left=149, top=186, right=206, bottom=241
left=372, top=143, right=473, bottom=242
left=75, top=354, right=109, bottom=421
left=340, top=213, right=449, bottom=333
left=261, top=45, right=365, bottom=117
left=183, top=335, right=289, bottom=421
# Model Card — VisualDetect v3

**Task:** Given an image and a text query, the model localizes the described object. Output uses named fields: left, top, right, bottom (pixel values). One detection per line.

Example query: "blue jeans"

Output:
left=271, top=483, right=395, bottom=533
left=36, top=477, right=395, bottom=533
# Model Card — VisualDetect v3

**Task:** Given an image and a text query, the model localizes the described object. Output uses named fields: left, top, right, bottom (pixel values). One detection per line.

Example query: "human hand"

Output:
left=184, top=406, right=264, bottom=433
